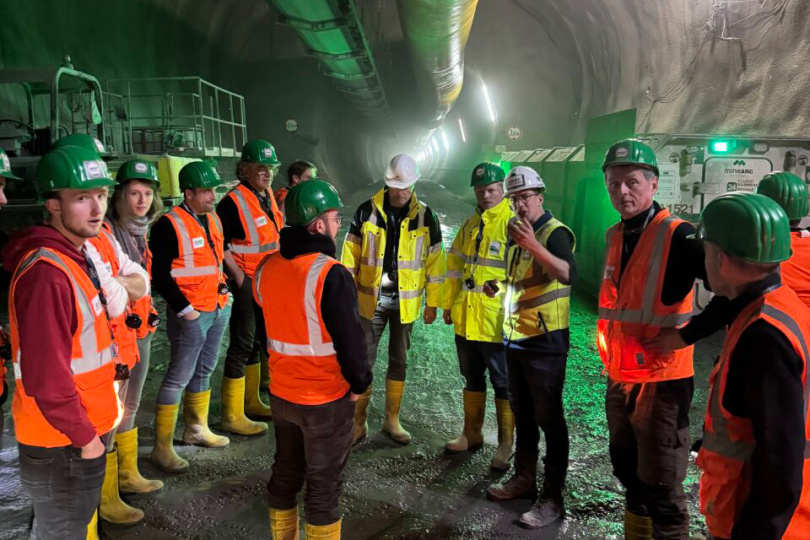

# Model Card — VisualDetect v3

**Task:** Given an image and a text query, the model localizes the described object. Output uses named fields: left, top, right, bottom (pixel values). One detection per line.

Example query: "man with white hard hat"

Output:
left=485, top=166, right=577, bottom=530
left=342, top=153, right=446, bottom=446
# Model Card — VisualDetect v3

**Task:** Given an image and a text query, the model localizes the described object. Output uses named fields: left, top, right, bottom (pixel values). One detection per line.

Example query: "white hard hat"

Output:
left=384, top=153, right=420, bottom=189
left=505, top=166, right=545, bottom=196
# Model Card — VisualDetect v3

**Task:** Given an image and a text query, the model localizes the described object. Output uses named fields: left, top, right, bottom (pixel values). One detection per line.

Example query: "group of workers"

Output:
left=0, top=131, right=808, bottom=540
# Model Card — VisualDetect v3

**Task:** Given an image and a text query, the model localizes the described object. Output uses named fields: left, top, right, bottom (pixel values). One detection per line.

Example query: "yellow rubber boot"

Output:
left=116, top=428, right=164, bottom=493
left=269, top=506, right=300, bottom=540
left=100, top=450, right=144, bottom=524
left=446, top=390, right=486, bottom=453
left=382, top=379, right=411, bottom=444
left=491, top=398, right=515, bottom=471
left=245, top=362, right=273, bottom=418
left=352, top=387, right=372, bottom=445
left=182, top=390, right=230, bottom=447
left=150, top=403, right=189, bottom=472
left=624, top=509, right=653, bottom=540
left=221, top=376, right=268, bottom=436
left=86, top=510, right=100, bottom=540
left=305, top=519, right=341, bottom=539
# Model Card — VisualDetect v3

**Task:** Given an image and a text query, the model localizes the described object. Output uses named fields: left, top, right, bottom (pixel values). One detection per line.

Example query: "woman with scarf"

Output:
left=105, top=160, right=165, bottom=500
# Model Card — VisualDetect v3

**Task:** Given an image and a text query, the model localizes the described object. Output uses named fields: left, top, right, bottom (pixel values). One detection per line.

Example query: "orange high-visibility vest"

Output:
left=253, top=251, right=349, bottom=405
left=89, top=226, right=139, bottom=369
left=697, top=284, right=810, bottom=540
left=597, top=209, right=694, bottom=383
left=782, top=231, right=810, bottom=310
left=226, top=184, right=282, bottom=277
left=10, top=247, right=120, bottom=447
left=165, top=206, right=227, bottom=312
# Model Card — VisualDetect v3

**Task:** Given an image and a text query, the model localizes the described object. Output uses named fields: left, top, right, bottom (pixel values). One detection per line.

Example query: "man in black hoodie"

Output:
left=254, top=179, right=370, bottom=540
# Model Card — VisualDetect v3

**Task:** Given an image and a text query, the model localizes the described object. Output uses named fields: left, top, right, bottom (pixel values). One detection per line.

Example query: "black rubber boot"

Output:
left=486, top=449, right=538, bottom=501
left=518, top=465, right=566, bottom=529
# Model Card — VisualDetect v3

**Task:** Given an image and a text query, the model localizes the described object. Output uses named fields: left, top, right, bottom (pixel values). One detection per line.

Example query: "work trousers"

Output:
left=18, top=441, right=106, bottom=540
left=360, top=295, right=412, bottom=381
left=506, top=349, right=569, bottom=473
left=606, top=377, right=693, bottom=540
left=267, top=393, right=355, bottom=525
left=157, top=305, right=232, bottom=405
left=223, top=276, right=262, bottom=379
left=456, top=335, right=508, bottom=399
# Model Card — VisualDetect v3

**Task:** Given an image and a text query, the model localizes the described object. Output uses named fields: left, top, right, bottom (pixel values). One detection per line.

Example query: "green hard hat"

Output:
left=285, top=179, right=342, bottom=226
left=241, top=140, right=280, bottom=165
left=36, top=146, right=116, bottom=197
left=756, top=171, right=808, bottom=221
left=602, top=138, right=659, bottom=176
left=0, top=148, right=21, bottom=181
left=179, top=161, right=224, bottom=191
left=697, top=192, right=792, bottom=264
left=53, top=133, right=110, bottom=158
left=470, top=162, right=505, bottom=187
left=115, top=159, right=160, bottom=187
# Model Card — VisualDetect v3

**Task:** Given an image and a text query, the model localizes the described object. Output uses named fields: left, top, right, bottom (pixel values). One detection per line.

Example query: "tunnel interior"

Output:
left=0, top=1, right=808, bottom=539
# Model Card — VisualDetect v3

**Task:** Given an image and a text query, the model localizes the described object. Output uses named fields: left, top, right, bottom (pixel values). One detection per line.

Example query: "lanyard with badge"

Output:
left=465, top=217, right=487, bottom=290
left=181, top=202, right=229, bottom=296
left=82, top=249, right=129, bottom=381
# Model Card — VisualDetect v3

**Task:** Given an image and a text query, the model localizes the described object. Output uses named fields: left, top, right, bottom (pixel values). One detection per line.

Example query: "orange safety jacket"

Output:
left=225, top=184, right=282, bottom=277
left=10, top=247, right=120, bottom=447
left=89, top=226, right=139, bottom=369
left=782, top=230, right=810, bottom=310
left=697, top=284, right=810, bottom=540
left=253, top=251, right=350, bottom=405
left=132, top=241, right=158, bottom=340
left=165, top=206, right=227, bottom=312
left=597, top=209, right=694, bottom=383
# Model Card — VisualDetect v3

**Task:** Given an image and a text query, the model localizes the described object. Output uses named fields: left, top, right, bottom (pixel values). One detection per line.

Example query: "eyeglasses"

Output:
left=509, top=192, right=539, bottom=209
left=323, top=214, right=343, bottom=225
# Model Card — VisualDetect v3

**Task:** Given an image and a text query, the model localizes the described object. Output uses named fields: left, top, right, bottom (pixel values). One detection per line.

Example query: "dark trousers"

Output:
left=606, top=377, right=693, bottom=540
left=18, top=442, right=107, bottom=540
left=456, top=336, right=508, bottom=399
left=224, top=275, right=261, bottom=379
left=506, top=349, right=569, bottom=472
left=360, top=295, right=412, bottom=381
left=267, top=394, right=355, bottom=525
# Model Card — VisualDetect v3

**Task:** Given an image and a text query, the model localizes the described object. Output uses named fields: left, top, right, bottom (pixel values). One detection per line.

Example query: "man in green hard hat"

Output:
left=148, top=161, right=233, bottom=472
left=3, top=145, right=119, bottom=538
left=693, top=192, right=810, bottom=540
left=254, top=179, right=371, bottom=540
left=598, top=138, right=715, bottom=540
left=442, top=162, right=515, bottom=472
left=0, top=147, right=23, bottom=409
left=215, top=140, right=284, bottom=437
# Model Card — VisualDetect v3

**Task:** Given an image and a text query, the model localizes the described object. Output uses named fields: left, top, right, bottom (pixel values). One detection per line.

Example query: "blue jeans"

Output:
left=455, top=335, right=508, bottom=399
left=156, top=306, right=232, bottom=405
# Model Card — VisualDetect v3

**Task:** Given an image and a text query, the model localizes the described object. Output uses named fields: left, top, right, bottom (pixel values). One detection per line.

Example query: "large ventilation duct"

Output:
left=396, top=0, right=479, bottom=145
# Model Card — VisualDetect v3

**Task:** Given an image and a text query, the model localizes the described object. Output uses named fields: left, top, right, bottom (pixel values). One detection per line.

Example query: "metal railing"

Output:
left=105, top=77, right=247, bottom=157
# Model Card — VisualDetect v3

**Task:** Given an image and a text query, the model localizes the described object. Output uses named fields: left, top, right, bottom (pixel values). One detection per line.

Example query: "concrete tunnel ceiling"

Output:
left=0, top=0, right=807, bottom=195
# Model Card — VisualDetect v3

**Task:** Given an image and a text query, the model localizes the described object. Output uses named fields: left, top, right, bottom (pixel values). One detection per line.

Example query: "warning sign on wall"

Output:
left=702, top=157, right=773, bottom=204
left=656, top=164, right=679, bottom=206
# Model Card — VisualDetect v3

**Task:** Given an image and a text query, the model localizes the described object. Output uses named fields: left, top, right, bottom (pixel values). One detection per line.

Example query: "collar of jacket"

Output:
left=477, top=198, right=511, bottom=223
left=371, top=188, right=420, bottom=223
left=279, top=226, right=336, bottom=260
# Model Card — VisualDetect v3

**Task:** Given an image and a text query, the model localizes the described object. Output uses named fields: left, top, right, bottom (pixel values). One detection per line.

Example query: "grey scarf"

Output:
left=108, top=216, right=150, bottom=268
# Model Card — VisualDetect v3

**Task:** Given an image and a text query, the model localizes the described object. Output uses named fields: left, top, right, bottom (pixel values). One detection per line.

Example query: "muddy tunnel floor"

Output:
left=0, top=187, right=720, bottom=539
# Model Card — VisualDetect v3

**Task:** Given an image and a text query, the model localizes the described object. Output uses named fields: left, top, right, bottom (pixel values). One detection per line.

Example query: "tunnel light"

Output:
left=458, top=118, right=467, bottom=143
left=709, top=139, right=736, bottom=154
left=440, top=128, right=450, bottom=151
left=482, top=82, right=497, bottom=124
left=432, top=137, right=440, bottom=153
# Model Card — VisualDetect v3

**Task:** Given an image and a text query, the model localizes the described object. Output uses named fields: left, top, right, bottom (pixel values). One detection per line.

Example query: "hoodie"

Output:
left=3, top=225, right=99, bottom=447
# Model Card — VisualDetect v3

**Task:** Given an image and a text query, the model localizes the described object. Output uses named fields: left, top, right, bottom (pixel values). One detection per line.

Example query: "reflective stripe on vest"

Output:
left=167, top=208, right=221, bottom=278
left=227, top=185, right=279, bottom=255
left=266, top=254, right=337, bottom=357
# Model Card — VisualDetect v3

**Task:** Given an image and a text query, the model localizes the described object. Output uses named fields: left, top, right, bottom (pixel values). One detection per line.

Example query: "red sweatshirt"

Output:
left=3, top=225, right=98, bottom=447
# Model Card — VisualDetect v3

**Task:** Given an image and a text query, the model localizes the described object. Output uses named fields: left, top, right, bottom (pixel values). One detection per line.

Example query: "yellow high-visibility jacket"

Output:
left=504, top=216, right=575, bottom=341
left=341, top=189, right=446, bottom=323
left=443, top=198, right=513, bottom=343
